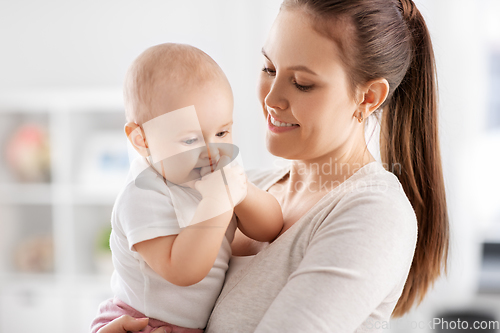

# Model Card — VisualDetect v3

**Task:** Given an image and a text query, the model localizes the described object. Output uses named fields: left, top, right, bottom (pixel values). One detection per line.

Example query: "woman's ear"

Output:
left=356, top=78, right=389, bottom=119
left=124, top=122, right=149, bottom=157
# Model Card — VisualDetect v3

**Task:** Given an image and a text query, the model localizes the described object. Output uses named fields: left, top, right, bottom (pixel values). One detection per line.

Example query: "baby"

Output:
left=90, top=43, right=283, bottom=333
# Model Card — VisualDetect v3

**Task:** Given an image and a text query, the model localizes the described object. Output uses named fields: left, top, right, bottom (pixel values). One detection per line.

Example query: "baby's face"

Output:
left=143, top=81, right=234, bottom=186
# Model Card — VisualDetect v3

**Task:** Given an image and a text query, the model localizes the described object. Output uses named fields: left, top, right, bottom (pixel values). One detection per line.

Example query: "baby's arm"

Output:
left=234, top=182, right=283, bottom=243
left=134, top=172, right=236, bottom=287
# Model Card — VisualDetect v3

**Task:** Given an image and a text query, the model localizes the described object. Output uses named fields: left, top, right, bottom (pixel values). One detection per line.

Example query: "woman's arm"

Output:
left=234, top=182, right=283, bottom=242
left=253, top=187, right=417, bottom=332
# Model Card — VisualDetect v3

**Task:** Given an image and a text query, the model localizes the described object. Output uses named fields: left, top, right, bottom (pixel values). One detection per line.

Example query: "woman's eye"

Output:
left=182, top=138, right=198, bottom=145
left=216, top=131, right=229, bottom=138
left=293, top=80, right=314, bottom=92
left=262, top=67, right=276, bottom=76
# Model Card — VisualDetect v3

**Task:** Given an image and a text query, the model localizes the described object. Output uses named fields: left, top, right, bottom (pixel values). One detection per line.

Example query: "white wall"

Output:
left=0, top=0, right=284, bottom=170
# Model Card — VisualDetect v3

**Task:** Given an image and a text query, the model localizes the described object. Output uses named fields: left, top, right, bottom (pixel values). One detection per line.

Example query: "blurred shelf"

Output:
left=479, top=242, right=500, bottom=294
left=0, top=183, right=53, bottom=205
left=0, top=90, right=123, bottom=333
left=482, top=230, right=500, bottom=244
left=72, top=185, right=121, bottom=205
left=0, top=271, right=112, bottom=286
left=0, top=89, right=123, bottom=113
left=479, top=271, right=500, bottom=294
left=0, top=183, right=121, bottom=205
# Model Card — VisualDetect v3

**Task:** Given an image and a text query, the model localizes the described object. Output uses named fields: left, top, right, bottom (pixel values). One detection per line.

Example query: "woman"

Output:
left=101, top=0, right=449, bottom=331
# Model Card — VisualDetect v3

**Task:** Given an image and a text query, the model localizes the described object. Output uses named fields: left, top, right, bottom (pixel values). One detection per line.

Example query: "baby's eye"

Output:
left=216, top=131, right=229, bottom=138
left=182, top=138, right=198, bottom=145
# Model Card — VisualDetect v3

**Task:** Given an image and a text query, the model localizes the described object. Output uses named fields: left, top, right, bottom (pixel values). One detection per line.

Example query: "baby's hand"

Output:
left=199, top=165, right=213, bottom=178
left=199, top=154, right=231, bottom=177
left=221, top=160, right=247, bottom=206
left=195, top=155, right=247, bottom=206
left=195, top=167, right=230, bottom=204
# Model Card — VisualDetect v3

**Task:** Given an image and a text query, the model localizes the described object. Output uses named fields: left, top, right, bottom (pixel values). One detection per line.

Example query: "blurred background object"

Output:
left=0, top=0, right=499, bottom=332
left=93, top=224, right=113, bottom=276
left=5, top=124, right=51, bottom=182
left=14, top=235, right=54, bottom=273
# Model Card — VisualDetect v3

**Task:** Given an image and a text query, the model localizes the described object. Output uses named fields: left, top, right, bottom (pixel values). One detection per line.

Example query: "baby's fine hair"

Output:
left=124, top=43, right=230, bottom=125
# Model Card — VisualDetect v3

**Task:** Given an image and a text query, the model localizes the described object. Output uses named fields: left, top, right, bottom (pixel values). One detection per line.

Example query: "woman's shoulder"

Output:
left=326, top=161, right=418, bottom=239
left=303, top=161, right=418, bottom=277
left=338, top=161, right=410, bottom=204
left=344, top=161, right=403, bottom=191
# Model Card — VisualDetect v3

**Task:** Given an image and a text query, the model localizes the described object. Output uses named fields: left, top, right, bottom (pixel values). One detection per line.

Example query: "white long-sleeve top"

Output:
left=205, top=161, right=418, bottom=333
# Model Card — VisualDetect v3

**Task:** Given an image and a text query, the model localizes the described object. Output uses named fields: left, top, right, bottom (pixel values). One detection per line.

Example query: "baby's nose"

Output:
left=200, top=144, right=220, bottom=161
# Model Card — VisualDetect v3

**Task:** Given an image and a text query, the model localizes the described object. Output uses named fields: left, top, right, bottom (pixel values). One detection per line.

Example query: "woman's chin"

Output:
left=266, top=137, right=298, bottom=159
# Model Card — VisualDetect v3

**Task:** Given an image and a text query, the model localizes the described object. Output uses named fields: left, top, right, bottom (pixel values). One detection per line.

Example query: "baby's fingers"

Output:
left=151, top=327, right=173, bottom=333
left=199, top=165, right=212, bottom=177
left=96, top=315, right=148, bottom=333
left=215, top=155, right=231, bottom=171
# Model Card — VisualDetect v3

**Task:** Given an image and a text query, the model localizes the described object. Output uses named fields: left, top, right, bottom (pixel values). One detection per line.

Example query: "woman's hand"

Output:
left=96, top=315, right=171, bottom=333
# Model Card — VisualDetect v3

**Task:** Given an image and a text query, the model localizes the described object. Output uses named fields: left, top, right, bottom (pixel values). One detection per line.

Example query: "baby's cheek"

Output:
left=178, top=149, right=201, bottom=167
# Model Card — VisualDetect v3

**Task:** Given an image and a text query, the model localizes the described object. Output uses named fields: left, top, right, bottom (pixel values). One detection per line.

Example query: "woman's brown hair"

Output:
left=281, top=0, right=449, bottom=317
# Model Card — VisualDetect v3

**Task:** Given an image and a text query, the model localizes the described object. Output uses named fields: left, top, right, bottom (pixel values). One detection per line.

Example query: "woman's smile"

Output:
left=267, top=113, right=300, bottom=133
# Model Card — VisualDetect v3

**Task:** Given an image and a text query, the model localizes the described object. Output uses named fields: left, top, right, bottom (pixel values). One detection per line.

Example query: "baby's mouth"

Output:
left=203, top=156, right=221, bottom=168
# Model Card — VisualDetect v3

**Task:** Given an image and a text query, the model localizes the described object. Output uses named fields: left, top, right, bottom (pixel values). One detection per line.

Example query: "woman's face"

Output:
left=258, top=8, right=361, bottom=162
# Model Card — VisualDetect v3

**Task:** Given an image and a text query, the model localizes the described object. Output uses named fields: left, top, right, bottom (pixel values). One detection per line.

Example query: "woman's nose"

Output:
left=264, top=77, right=288, bottom=111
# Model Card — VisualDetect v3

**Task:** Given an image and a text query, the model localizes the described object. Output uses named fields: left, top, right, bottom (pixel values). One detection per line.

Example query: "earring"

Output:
left=357, top=112, right=364, bottom=123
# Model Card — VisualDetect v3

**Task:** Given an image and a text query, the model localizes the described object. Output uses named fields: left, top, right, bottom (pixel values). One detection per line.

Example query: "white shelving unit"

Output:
left=0, top=90, right=129, bottom=333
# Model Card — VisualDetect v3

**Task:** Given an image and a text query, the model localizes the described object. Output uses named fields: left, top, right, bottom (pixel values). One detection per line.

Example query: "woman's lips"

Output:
left=267, top=113, right=299, bottom=133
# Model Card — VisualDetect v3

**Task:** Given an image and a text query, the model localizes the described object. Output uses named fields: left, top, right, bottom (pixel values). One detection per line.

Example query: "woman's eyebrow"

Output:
left=287, top=65, right=317, bottom=76
left=220, top=121, right=233, bottom=128
left=261, top=48, right=317, bottom=76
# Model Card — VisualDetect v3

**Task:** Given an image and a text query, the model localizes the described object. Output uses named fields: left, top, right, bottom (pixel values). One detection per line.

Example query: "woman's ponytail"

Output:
left=381, top=2, right=449, bottom=317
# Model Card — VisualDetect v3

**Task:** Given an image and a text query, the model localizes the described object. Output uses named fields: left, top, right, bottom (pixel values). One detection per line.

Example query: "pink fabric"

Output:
left=90, top=298, right=204, bottom=333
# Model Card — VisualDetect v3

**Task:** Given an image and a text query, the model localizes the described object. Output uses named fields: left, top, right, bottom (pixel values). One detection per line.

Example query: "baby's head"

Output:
left=124, top=43, right=234, bottom=186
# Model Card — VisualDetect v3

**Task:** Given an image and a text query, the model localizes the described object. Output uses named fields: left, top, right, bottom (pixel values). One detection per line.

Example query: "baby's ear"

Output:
left=124, top=122, right=149, bottom=157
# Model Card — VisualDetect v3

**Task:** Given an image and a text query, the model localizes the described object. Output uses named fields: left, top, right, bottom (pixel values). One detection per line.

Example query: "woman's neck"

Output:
left=287, top=146, right=375, bottom=194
